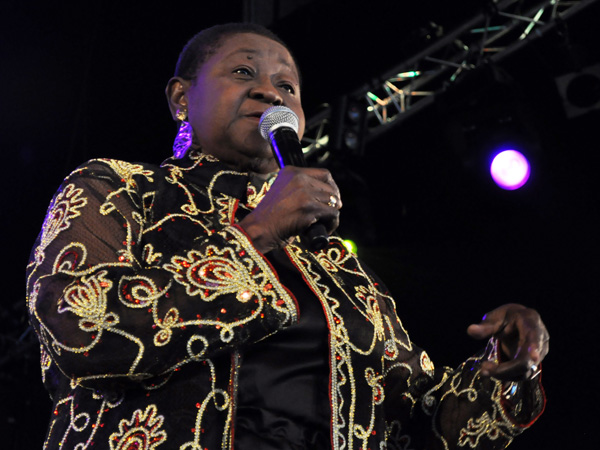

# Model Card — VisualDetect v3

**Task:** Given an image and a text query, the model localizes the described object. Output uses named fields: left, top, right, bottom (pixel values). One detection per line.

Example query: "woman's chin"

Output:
left=247, top=156, right=279, bottom=175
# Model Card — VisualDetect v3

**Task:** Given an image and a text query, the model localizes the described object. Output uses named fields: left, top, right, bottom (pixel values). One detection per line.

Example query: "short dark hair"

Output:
left=174, top=23, right=300, bottom=83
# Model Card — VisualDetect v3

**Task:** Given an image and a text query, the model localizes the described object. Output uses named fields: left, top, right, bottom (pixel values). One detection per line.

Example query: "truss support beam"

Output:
left=301, top=0, right=595, bottom=158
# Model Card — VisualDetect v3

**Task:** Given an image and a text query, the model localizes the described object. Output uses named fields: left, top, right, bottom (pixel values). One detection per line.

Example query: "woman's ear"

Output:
left=165, top=77, right=190, bottom=120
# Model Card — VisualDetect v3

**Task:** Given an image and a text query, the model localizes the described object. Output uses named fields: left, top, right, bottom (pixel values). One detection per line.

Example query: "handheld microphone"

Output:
left=259, top=106, right=329, bottom=251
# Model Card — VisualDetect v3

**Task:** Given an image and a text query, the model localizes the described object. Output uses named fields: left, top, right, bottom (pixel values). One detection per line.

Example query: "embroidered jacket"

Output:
left=26, top=150, right=545, bottom=449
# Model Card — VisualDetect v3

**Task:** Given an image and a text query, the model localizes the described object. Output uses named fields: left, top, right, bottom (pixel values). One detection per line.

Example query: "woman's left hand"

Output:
left=467, top=303, right=549, bottom=381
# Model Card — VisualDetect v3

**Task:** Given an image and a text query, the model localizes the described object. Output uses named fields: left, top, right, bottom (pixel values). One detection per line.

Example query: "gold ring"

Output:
left=327, top=195, right=337, bottom=208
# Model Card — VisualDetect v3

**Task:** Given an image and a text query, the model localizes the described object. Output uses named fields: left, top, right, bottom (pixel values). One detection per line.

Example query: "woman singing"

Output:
left=26, top=23, right=548, bottom=450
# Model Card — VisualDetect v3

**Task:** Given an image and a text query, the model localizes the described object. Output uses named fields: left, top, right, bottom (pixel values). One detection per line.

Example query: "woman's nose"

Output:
left=249, top=77, right=283, bottom=105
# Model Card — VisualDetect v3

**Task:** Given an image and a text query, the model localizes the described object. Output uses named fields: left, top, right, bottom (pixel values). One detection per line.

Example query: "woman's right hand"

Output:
left=239, top=166, right=342, bottom=253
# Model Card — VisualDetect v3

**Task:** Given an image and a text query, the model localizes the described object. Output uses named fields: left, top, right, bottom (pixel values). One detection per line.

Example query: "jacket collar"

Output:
left=161, top=149, right=277, bottom=207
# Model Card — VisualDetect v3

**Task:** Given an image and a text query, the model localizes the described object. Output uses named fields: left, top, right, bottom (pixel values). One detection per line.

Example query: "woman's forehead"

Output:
left=213, top=33, right=298, bottom=73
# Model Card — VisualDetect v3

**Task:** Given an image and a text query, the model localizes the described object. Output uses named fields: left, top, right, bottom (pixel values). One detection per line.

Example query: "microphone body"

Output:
left=267, top=127, right=307, bottom=168
left=259, top=106, right=329, bottom=251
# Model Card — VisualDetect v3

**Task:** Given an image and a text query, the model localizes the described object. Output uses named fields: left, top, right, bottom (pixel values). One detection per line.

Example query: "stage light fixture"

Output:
left=555, top=63, right=600, bottom=119
left=489, top=149, right=531, bottom=190
left=342, top=103, right=367, bottom=155
left=329, top=97, right=367, bottom=156
left=439, top=65, right=541, bottom=194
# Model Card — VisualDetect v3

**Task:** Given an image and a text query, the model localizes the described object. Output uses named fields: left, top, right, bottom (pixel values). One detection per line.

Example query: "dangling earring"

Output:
left=173, top=109, right=193, bottom=159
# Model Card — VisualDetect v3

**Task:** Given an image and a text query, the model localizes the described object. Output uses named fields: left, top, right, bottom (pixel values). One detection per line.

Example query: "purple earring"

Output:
left=173, top=109, right=192, bottom=159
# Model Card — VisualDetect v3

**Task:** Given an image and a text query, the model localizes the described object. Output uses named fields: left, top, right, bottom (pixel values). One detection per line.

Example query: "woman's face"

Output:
left=183, top=33, right=304, bottom=174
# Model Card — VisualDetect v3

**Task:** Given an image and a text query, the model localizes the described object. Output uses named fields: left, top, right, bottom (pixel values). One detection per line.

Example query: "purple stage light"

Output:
left=490, top=150, right=530, bottom=190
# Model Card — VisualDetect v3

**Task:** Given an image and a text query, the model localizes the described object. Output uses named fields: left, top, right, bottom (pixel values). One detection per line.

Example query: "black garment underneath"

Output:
left=234, top=248, right=331, bottom=449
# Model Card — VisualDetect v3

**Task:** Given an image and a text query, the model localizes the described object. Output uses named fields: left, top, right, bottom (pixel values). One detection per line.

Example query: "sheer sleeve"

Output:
left=380, top=294, right=545, bottom=449
left=25, top=159, right=298, bottom=391
left=424, top=340, right=545, bottom=449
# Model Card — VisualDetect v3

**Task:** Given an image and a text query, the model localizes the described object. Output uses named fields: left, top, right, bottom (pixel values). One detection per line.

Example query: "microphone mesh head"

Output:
left=259, top=106, right=299, bottom=140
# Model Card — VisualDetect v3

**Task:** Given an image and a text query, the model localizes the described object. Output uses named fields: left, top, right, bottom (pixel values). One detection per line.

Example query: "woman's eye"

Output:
left=281, top=83, right=295, bottom=94
left=234, top=67, right=252, bottom=76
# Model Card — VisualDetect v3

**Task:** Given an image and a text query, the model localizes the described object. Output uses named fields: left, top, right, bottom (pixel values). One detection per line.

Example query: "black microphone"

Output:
left=259, top=106, right=329, bottom=251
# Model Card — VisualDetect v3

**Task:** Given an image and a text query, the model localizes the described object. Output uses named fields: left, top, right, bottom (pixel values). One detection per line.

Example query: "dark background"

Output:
left=2, top=0, right=598, bottom=448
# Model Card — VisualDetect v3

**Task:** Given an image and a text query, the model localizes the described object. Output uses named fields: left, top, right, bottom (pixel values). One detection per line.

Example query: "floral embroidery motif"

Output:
left=119, top=276, right=161, bottom=309
left=36, top=183, right=87, bottom=261
left=109, top=405, right=167, bottom=450
left=164, top=247, right=261, bottom=301
left=26, top=155, right=544, bottom=450
left=98, top=160, right=154, bottom=216
left=100, top=159, right=155, bottom=187
left=216, top=194, right=238, bottom=225
left=153, top=308, right=179, bottom=346
left=459, top=411, right=507, bottom=447
left=59, top=270, right=118, bottom=332
left=142, top=244, right=163, bottom=265
left=246, top=176, right=275, bottom=208
left=420, top=351, right=435, bottom=377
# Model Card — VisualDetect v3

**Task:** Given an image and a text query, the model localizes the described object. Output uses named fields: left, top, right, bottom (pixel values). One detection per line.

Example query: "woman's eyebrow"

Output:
left=225, top=48, right=296, bottom=73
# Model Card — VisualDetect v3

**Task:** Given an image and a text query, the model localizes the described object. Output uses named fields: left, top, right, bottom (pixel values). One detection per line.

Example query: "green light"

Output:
left=470, top=26, right=504, bottom=33
left=343, top=239, right=358, bottom=254
left=367, top=92, right=380, bottom=102
left=396, top=70, right=420, bottom=78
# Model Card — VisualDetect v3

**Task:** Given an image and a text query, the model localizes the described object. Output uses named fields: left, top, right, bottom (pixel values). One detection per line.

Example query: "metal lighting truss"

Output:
left=300, top=0, right=594, bottom=158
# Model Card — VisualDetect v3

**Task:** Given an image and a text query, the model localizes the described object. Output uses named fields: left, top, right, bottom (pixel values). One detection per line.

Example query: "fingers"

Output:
left=278, top=167, right=342, bottom=234
left=466, top=323, right=499, bottom=340
left=296, top=167, right=343, bottom=211
left=467, top=303, right=525, bottom=340
left=468, top=303, right=549, bottom=382
left=311, top=191, right=341, bottom=236
left=480, top=359, right=539, bottom=381
left=239, top=166, right=342, bottom=253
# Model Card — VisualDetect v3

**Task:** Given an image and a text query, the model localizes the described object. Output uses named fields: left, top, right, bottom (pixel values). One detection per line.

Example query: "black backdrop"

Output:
left=2, top=1, right=598, bottom=448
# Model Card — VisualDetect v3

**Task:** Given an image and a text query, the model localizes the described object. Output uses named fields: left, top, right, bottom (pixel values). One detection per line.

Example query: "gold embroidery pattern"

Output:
left=26, top=155, right=543, bottom=450
left=165, top=247, right=260, bottom=301
left=45, top=394, right=118, bottom=450
left=459, top=411, right=506, bottom=448
left=99, top=159, right=155, bottom=187
left=54, top=395, right=91, bottom=449
left=286, top=239, right=393, bottom=450
left=216, top=194, right=238, bottom=225
left=52, top=242, right=88, bottom=274
left=59, top=270, right=117, bottom=333
left=420, top=351, right=435, bottom=377
left=40, top=344, right=52, bottom=383
left=35, top=183, right=87, bottom=264
left=246, top=176, right=275, bottom=209
left=180, top=358, right=232, bottom=450
left=165, top=166, right=199, bottom=216
left=163, top=153, right=247, bottom=219
left=425, top=358, right=526, bottom=449
left=142, top=244, right=163, bottom=265
left=163, top=226, right=297, bottom=344
left=118, top=275, right=162, bottom=309
left=284, top=235, right=527, bottom=450
left=153, top=308, right=179, bottom=346
left=109, top=405, right=167, bottom=450
left=97, top=159, right=154, bottom=216
left=27, top=157, right=297, bottom=449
